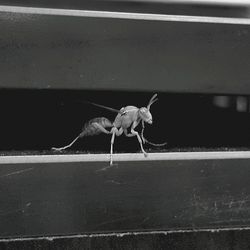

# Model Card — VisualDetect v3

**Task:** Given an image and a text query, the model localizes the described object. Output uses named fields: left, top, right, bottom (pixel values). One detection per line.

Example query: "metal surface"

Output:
left=2, top=229, right=250, bottom=250
left=0, top=8, right=250, bottom=94
left=1, top=6, right=250, bottom=24
left=0, top=1, right=249, bottom=18
left=1, top=151, right=250, bottom=164
left=1, top=157, right=250, bottom=238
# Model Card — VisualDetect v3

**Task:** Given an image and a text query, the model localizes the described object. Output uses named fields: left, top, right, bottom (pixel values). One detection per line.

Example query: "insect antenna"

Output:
left=147, top=93, right=158, bottom=110
left=143, top=94, right=167, bottom=147
left=141, top=121, right=167, bottom=147
left=85, top=101, right=121, bottom=113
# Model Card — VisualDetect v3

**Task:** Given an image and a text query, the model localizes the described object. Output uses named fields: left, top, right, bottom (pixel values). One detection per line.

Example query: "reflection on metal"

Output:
left=213, top=96, right=231, bottom=108
left=213, top=95, right=250, bottom=112
left=1, top=5, right=250, bottom=25
left=236, top=96, right=248, bottom=112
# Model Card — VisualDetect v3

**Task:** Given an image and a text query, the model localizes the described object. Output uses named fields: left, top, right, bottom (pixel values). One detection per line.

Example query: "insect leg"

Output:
left=110, top=127, right=123, bottom=165
left=123, top=129, right=135, bottom=137
left=51, top=135, right=80, bottom=151
left=131, top=126, right=148, bottom=157
left=141, top=121, right=146, bottom=144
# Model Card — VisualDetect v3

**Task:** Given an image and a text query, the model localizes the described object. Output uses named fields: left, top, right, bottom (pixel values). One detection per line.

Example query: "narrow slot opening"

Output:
left=0, top=89, right=250, bottom=155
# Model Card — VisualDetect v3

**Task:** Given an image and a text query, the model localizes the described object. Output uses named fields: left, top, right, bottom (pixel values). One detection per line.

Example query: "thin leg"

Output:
left=51, top=135, right=80, bottom=151
left=125, top=125, right=146, bottom=146
left=52, top=122, right=112, bottom=152
left=110, top=127, right=123, bottom=165
left=131, top=128, right=148, bottom=157
left=110, top=129, right=116, bottom=165
left=141, top=121, right=146, bottom=144
left=124, top=129, right=135, bottom=137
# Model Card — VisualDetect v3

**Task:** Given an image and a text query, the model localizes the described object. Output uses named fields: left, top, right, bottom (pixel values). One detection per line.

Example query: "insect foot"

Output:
left=51, top=147, right=64, bottom=151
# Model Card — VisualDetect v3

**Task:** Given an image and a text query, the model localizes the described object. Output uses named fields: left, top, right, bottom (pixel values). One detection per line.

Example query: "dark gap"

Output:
left=0, top=89, right=250, bottom=155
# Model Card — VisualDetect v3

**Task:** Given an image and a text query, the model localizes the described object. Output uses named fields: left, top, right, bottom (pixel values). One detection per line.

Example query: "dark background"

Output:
left=1, top=3, right=250, bottom=154
left=1, top=89, right=250, bottom=153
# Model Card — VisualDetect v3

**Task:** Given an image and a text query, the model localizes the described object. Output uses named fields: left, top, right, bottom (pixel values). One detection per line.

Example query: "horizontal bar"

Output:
left=2, top=226, right=250, bottom=242
left=0, top=5, right=250, bottom=25
left=1, top=151, right=250, bottom=164
left=121, top=0, right=250, bottom=7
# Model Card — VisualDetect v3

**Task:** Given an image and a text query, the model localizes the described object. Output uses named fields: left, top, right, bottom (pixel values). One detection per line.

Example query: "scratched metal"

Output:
left=0, top=12, right=250, bottom=94
left=2, top=230, right=250, bottom=249
left=1, top=159, right=250, bottom=238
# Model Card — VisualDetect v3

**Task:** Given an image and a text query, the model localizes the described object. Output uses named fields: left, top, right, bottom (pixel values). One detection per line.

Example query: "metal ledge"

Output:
left=1, top=156, right=250, bottom=238
left=1, top=151, right=250, bottom=164
left=1, top=5, right=250, bottom=25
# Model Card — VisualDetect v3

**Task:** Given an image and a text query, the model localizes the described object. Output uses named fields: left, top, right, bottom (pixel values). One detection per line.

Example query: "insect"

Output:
left=52, top=93, right=166, bottom=165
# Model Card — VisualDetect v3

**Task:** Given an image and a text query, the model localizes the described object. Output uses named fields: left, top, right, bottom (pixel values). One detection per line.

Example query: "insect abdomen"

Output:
left=79, top=117, right=112, bottom=137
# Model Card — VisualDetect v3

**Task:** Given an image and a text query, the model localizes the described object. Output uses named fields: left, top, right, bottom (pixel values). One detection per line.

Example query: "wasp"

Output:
left=52, top=94, right=166, bottom=165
